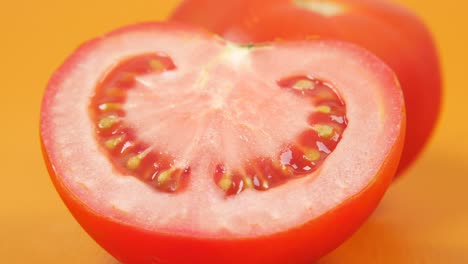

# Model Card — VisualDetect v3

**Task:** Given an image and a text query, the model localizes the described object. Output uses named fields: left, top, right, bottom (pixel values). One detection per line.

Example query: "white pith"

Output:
left=41, top=25, right=402, bottom=238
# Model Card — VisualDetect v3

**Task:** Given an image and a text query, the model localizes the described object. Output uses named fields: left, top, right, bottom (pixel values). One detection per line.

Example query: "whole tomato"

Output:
left=172, top=0, right=441, bottom=175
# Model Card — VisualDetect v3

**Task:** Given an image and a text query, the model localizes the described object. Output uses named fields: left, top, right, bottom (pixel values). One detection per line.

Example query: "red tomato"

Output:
left=41, top=22, right=405, bottom=263
left=172, top=0, right=441, bottom=175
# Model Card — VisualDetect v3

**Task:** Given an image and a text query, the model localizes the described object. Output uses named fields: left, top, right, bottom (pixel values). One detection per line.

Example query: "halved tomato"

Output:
left=171, top=0, right=441, bottom=175
left=41, top=22, right=405, bottom=263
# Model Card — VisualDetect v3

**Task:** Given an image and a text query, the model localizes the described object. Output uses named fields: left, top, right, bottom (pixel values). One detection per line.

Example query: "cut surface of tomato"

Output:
left=171, top=0, right=441, bottom=176
left=41, top=22, right=405, bottom=263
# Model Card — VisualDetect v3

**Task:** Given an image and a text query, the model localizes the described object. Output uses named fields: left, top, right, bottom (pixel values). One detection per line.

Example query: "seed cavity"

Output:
left=90, top=53, right=186, bottom=193
left=105, top=87, right=126, bottom=98
left=331, top=115, right=346, bottom=124
left=258, top=178, right=269, bottom=189
left=317, top=141, right=331, bottom=154
left=117, top=73, right=136, bottom=87
left=213, top=76, right=347, bottom=196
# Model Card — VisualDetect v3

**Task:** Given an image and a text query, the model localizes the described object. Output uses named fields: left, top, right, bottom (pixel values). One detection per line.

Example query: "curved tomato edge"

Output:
left=41, top=115, right=404, bottom=263
left=395, top=40, right=442, bottom=177
left=40, top=21, right=407, bottom=264
left=359, top=1, right=442, bottom=176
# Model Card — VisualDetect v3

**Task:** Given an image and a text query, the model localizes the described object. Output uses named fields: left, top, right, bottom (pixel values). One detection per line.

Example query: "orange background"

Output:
left=1, top=0, right=467, bottom=263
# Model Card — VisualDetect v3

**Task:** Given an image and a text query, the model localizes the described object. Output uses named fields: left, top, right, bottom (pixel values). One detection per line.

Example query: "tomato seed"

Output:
left=312, top=124, right=334, bottom=139
left=126, top=154, right=143, bottom=170
left=98, top=115, right=120, bottom=129
left=104, top=135, right=125, bottom=150
left=293, top=79, right=315, bottom=91
left=316, top=105, right=331, bottom=114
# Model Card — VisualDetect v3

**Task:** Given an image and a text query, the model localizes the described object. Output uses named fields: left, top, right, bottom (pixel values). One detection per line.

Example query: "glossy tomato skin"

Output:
left=172, top=0, right=441, bottom=176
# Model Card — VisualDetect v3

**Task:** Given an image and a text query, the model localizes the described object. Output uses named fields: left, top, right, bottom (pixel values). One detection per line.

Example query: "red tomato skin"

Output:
left=172, top=0, right=441, bottom=176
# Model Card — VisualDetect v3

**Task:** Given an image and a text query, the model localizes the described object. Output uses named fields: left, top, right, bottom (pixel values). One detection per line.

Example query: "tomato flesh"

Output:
left=171, top=0, right=441, bottom=175
left=40, top=22, right=405, bottom=263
